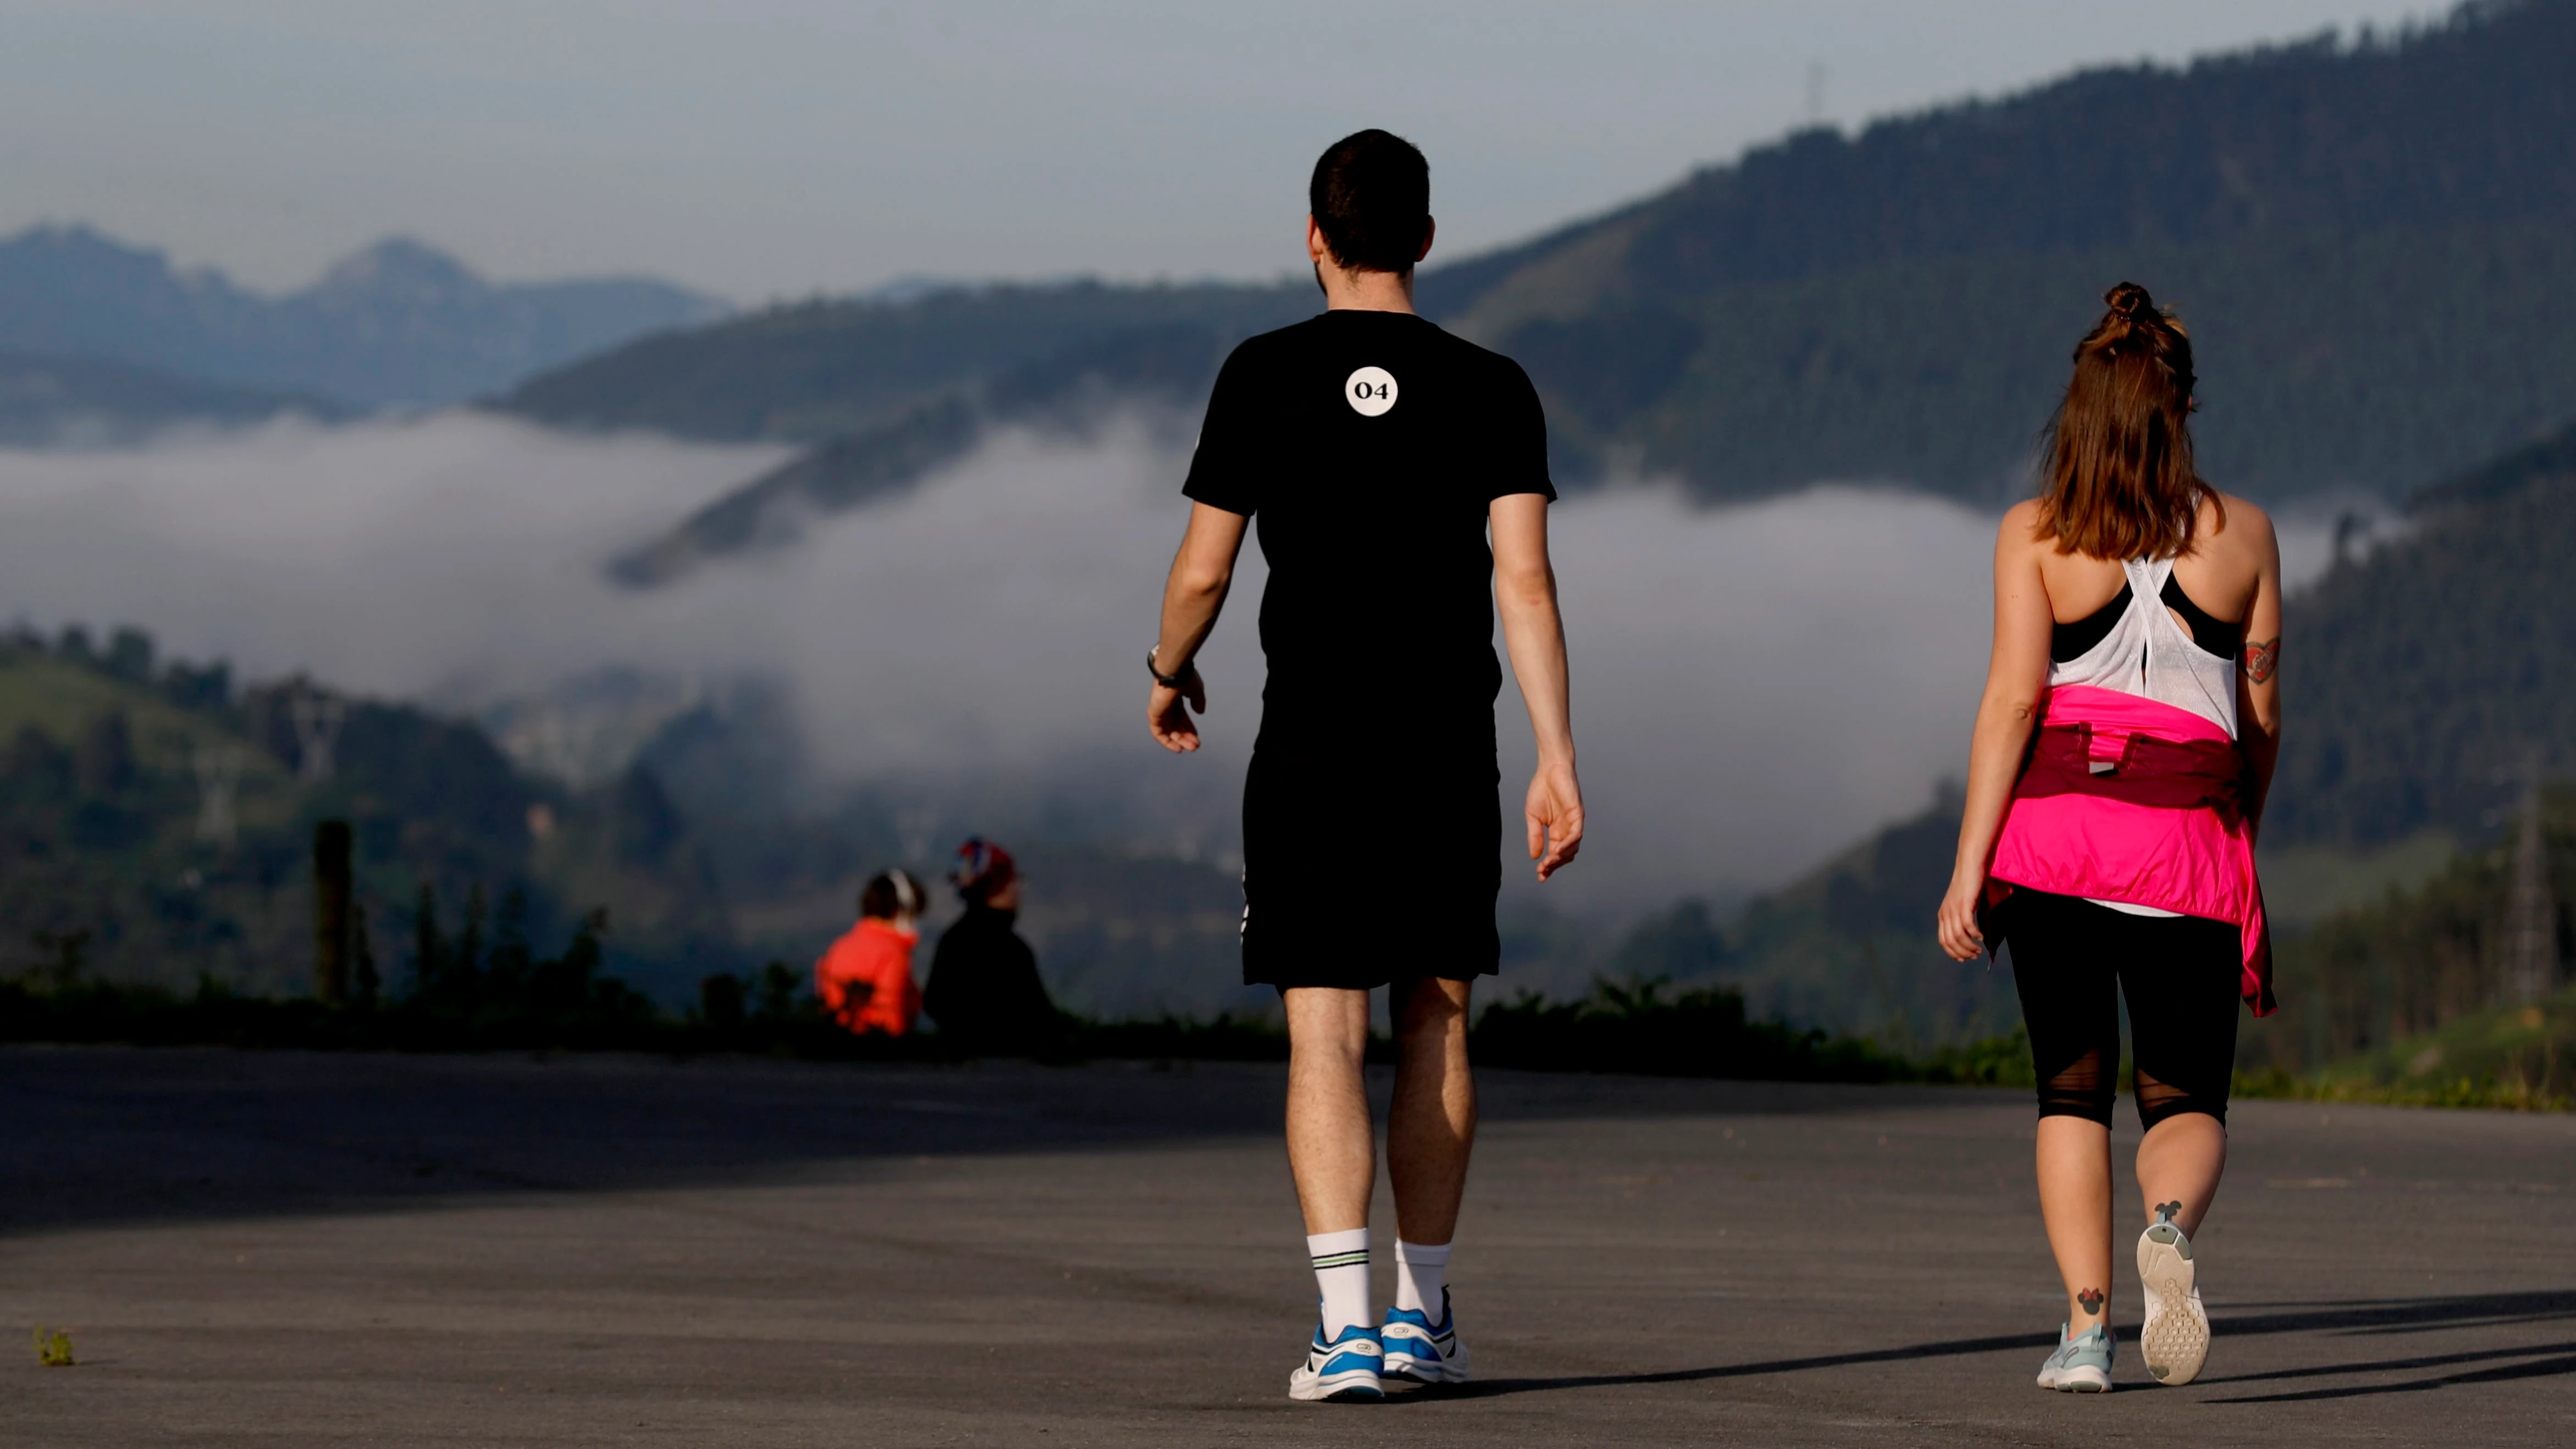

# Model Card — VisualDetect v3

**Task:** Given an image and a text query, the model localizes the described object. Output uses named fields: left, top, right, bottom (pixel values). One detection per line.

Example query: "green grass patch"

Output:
left=2257, top=831, right=2459, bottom=934
left=2238, top=987, right=2576, bottom=1111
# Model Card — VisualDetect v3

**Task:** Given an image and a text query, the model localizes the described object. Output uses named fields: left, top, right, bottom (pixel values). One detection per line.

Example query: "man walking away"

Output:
left=922, top=837, right=1059, bottom=1056
left=815, top=869, right=925, bottom=1036
left=1146, top=129, right=1583, bottom=1404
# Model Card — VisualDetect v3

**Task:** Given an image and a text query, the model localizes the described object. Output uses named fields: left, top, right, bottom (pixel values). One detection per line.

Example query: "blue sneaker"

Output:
left=1381, top=1288, right=1471, bottom=1385
left=1287, top=1323, right=1384, bottom=1403
left=2035, top=1321, right=2115, bottom=1392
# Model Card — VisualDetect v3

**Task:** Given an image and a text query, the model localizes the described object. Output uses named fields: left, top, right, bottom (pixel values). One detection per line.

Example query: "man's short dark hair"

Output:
left=1309, top=129, right=1430, bottom=275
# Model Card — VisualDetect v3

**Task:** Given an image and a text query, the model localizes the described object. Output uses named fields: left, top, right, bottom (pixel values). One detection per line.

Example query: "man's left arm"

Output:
left=1492, top=493, right=1583, bottom=880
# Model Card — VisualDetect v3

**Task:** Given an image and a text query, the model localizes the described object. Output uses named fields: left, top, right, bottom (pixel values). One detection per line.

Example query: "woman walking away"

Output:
left=815, top=870, right=926, bottom=1036
left=1936, top=282, right=2282, bottom=1395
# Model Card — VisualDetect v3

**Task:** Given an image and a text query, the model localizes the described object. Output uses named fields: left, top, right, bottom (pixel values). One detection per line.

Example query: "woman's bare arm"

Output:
left=1147, top=502, right=1250, bottom=753
left=1937, top=504, right=2056, bottom=960
left=2231, top=501, right=2284, bottom=837
left=1491, top=493, right=1583, bottom=880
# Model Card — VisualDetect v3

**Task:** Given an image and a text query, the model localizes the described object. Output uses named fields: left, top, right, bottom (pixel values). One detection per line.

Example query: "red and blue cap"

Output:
left=950, top=836, right=1016, bottom=901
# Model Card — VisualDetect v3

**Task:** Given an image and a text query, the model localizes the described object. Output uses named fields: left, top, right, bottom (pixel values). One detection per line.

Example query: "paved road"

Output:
left=4, top=1046, right=2572, bottom=1446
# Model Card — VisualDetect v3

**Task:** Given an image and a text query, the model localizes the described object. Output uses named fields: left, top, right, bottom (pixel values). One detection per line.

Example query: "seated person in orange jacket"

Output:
left=814, top=870, right=925, bottom=1036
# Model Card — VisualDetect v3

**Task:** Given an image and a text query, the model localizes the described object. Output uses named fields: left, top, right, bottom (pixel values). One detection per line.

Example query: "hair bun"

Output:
left=2104, top=281, right=2158, bottom=324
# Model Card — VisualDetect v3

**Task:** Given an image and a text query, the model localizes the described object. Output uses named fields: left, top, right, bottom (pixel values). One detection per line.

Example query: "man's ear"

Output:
left=1307, top=214, right=1334, bottom=267
left=1415, top=216, right=1436, bottom=266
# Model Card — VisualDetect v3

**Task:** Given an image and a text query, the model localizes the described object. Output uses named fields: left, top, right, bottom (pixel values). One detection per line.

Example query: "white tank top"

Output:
left=2049, top=557, right=2239, bottom=916
left=2050, top=556, right=2238, bottom=739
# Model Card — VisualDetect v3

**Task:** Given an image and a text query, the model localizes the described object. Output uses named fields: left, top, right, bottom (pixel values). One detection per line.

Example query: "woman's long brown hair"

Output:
left=2035, top=281, right=2219, bottom=560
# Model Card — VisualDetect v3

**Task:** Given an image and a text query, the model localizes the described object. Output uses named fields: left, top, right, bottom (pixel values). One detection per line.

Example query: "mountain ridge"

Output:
left=504, top=0, right=2576, bottom=530
left=0, top=224, right=728, bottom=410
left=0, top=347, right=351, bottom=446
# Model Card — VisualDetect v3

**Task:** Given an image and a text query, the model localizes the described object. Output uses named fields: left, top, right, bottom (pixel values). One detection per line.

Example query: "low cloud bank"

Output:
left=0, top=414, right=2354, bottom=911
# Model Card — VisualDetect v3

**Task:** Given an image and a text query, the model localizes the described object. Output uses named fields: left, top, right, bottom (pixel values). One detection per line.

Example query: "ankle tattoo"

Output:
left=2077, top=1288, right=2105, bottom=1317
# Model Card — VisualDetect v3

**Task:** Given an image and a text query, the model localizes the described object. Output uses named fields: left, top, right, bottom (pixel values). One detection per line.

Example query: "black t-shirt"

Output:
left=1182, top=310, right=1554, bottom=745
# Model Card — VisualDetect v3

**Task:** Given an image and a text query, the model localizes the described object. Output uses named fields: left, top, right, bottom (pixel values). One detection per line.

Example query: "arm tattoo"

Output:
left=2242, top=638, right=2279, bottom=684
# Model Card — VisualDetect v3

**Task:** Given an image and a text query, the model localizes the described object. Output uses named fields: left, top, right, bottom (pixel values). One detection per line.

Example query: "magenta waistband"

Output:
left=1985, top=686, right=2275, bottom=1015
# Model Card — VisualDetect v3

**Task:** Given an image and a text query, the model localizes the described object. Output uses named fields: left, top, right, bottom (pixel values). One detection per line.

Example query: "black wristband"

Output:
left=1148, top=646, right=1199, bottom=688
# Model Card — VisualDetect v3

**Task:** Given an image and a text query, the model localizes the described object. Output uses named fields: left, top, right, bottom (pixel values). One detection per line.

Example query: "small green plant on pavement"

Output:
left=34, top=1324, right=75, bottom=1367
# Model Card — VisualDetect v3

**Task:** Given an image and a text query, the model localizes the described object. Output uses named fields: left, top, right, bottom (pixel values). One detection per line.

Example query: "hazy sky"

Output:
left=0, top=1, right=2436, bottom=300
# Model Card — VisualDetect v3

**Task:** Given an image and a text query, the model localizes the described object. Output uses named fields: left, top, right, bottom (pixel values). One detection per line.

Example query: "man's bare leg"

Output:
left=1283, top=986, right=1374, bottom=1232
left=1387, top=976, right=1475, bottom=1244
left=1381, top=976, right=1475, bottom=1379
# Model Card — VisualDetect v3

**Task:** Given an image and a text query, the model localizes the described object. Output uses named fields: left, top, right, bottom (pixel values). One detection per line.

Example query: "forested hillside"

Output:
left=1515, top=222, right=2576, bottom=500
left=511, top=0, right=2576, bottom=542
left=0, top=349, right=350, bottom=445
left=604, top=323, right=1241, bottom=585
left=0, top=627, right=732, bottom=997
left=505, top=280, right=1302, bottom=444
left=2247, top=787, right=2574, bottom=1080
left=2271, top=438, right=2576, bottom=847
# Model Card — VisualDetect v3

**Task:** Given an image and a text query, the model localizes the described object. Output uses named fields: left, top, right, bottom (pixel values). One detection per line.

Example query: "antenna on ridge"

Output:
left=2503, top=750, right=2557, bottom=1008
left=193, top=742, right=244, bottom=847
left=290, top=692, right=347, bottom=784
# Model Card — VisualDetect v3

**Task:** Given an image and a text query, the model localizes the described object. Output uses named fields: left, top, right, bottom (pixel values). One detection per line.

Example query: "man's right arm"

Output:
left=1148, top=502, right=1249, bottom=753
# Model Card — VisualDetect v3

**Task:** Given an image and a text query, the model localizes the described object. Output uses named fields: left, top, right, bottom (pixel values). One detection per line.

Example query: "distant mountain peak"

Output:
left=307, top=237, right=489, bottom=307
left=0, top=222, right=728, bottom=409
left=14, top=221, right=134, bottom=255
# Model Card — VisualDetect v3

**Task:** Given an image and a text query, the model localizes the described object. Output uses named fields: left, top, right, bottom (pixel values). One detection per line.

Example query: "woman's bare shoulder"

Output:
left=2208, top=491, right=2278, bottom=558
left=1997, top=499, right=2048, bottom=552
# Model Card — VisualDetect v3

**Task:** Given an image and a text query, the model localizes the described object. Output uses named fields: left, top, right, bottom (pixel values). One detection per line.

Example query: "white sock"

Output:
left=1394, top=1240, right=1451, bottom=1318
left=1306, top=1229, right=1371, bottom=1339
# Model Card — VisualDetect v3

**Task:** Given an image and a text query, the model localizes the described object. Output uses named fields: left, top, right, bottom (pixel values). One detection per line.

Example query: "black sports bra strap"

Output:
left=2159, top=572, right=2243, bottom=657
left=2050, top=583, right=2130, bottom=663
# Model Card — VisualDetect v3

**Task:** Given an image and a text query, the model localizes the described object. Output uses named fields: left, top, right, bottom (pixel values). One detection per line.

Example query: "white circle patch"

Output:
left=1345, top=366, right=1398, bottom=417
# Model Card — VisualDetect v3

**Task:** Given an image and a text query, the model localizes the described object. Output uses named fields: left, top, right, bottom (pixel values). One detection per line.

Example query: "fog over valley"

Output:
left=0, top=413, right=2357, bottom=924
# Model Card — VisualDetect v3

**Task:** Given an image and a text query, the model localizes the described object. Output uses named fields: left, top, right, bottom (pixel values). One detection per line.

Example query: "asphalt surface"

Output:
left=4, top=1045, right=2572, bottom=1447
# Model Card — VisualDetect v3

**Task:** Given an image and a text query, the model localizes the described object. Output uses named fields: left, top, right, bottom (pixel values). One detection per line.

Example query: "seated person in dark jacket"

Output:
left=923, top=837, right=1059, bottom=1054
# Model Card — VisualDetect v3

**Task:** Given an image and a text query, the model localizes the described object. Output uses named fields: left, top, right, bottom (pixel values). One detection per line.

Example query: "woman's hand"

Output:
left=1936, top=873, right=1988, bottom=961
left=1525, top=759, right=1584, bottom=881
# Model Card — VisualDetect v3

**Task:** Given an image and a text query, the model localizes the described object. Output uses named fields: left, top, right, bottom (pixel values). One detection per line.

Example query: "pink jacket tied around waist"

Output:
left=1984, top=684, right=2275, bottom=1015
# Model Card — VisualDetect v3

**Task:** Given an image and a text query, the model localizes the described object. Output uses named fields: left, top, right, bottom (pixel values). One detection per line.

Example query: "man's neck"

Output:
left=1317, top=264, right=1416, bottom=315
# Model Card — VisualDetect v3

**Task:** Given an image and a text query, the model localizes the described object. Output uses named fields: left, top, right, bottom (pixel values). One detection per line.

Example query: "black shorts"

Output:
left=1239, top=735, right=1501, bottom=991
left=1995, top=887, right=2242, bottom=1131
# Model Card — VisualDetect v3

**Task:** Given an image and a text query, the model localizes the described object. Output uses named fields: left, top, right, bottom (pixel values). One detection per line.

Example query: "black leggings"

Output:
left=1998, top=888, right=2241, bottom=1132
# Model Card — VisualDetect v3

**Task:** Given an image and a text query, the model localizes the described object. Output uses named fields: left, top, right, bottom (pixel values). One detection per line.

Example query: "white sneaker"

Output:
left=2035, top=1321, right=2115, bottom=1392
left=1380, top=1289, right=1471, bottom=1385
left=1287, top=1323, right=1384, bottom=1403
left=2137, top=1204, right=2210, bottom=1385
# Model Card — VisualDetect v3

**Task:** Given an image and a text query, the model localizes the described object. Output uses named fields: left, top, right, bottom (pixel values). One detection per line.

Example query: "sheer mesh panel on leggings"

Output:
left=2033, top=1044, right=2118, bottom=1125
left=2006, top=888, right=2241, bottom=1131
left=2132, top=1070, right=2195, bottom=1131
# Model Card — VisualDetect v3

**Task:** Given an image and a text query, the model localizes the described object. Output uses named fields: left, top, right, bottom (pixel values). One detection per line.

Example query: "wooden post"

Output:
left=2504, top=770, right=2555, bottom=1008
left=313, top=820, right=353, bottom=1005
